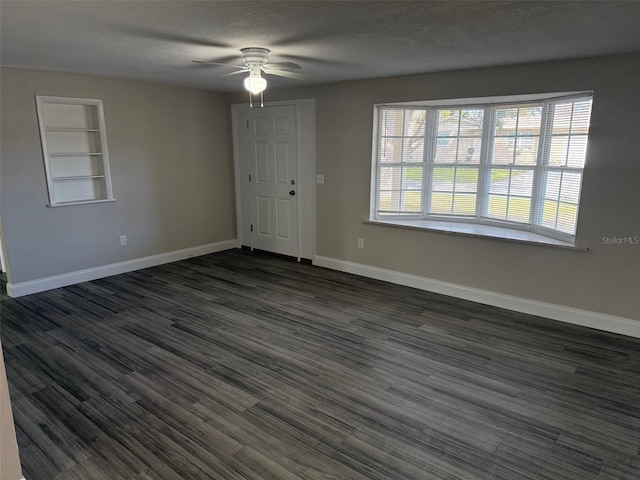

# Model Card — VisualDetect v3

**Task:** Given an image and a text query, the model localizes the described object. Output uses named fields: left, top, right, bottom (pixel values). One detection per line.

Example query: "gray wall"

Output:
left=1, top=67, right=236, bottom=285
left=1, top=56, right=638, bottom=319
left=233, top=53, right=640, bottom=320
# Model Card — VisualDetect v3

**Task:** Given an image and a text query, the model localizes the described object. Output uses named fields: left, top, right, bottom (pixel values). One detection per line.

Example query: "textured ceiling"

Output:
left=1, top=1, right=639, bottom=92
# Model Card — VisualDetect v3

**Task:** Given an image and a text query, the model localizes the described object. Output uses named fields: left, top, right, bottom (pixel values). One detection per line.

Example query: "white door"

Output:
left=246, top=105, right=298, bottom=257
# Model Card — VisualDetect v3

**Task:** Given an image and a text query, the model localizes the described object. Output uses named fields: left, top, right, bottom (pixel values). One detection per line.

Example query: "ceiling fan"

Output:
left=193, top=47, right=304, bottom=106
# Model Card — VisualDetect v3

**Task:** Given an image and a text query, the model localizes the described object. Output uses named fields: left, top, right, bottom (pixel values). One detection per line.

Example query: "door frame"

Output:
left=0, top=221, right=6, bottom=274
left=231, top=99, right=316, bottom=261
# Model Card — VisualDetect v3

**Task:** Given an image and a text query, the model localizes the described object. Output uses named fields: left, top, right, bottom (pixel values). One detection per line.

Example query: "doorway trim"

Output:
left=231, top=99, right=315, bottom=260
left=0, top=221, right=7, bottom=274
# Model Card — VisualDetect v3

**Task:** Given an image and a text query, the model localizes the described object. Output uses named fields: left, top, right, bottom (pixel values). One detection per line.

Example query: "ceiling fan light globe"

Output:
left=244, top=75, right=267, bottom=94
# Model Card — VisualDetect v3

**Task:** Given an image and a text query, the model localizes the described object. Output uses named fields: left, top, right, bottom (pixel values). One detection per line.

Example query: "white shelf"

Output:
left=48, top=152, right=103, bottom=156
left=46, top=128, right=101, bottom=132
left=52, top=175, right=106, bottom=181
left=47, top=199, right=116, bottom=208
left=36, top=96, right=114, bottom=206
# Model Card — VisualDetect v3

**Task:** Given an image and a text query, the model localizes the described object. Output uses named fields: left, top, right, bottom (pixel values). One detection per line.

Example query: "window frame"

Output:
left=370, top=92, right=593, bottom=244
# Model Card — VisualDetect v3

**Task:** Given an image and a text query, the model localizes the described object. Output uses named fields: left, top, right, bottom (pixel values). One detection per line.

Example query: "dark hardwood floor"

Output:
left=1, top=249, right=639, bottom=480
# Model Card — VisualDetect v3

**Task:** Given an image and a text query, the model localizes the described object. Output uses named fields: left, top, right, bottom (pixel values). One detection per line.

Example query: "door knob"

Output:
left=289, top=190, right=296, bottom=196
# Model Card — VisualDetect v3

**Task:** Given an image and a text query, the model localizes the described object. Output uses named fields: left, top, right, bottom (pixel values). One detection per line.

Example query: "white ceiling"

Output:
left=1, top=1, right=639, bottom=92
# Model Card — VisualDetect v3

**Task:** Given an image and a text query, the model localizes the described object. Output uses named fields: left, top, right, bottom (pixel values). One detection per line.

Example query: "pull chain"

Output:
left=248, top=91, right=265, bottom=108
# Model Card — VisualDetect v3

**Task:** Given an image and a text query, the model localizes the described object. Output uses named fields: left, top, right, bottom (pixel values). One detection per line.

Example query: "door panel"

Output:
left=247, top=106, right=298, bottom=256
left=255, top=142, right=270, bottom=182
left=276, top=198, right=291, bottom=239
left=275, top=143, right=290, bottom=184
left=256, top=196, right=271, bottom=235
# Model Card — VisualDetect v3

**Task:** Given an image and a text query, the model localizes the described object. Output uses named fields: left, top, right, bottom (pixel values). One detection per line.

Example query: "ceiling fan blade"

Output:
left=282, top=54, right=351, bottom=68
left=263, top=68, right=307, bottom=80
left=223, top=69, right=249, bottom=77
left=264, top=61, right=302, bottom=71
left=192, top=61, right=246, bottom=70
left=113, top=25, right=231, bottom=49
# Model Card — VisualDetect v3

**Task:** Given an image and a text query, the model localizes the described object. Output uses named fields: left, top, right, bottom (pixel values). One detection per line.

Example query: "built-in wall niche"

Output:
left=36, top=96, right=115, bottom=206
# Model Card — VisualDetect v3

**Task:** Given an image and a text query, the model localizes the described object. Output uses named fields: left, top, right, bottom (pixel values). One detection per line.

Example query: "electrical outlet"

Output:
left=316, top=174, right=325, bottom=184
left=358, top=238, right=364, bottom=249
left=120, top=235, right=127, bottom=246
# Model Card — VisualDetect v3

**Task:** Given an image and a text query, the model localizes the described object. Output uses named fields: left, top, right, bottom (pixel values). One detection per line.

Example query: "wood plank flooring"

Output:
left=1, top=249, right=639, bottom=480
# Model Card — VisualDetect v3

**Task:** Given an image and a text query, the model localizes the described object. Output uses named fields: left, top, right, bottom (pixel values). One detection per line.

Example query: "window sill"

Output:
left=365, top=219, right=588, bottom=251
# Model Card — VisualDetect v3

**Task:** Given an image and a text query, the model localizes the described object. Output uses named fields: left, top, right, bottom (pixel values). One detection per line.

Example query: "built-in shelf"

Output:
left=45, top=128, right=101, bottom=132
left=52, top=175, right=106, bottom=181
left=48, top=152, right=103, bottom=156
left=46, top=198, right=116, bottom=208
left=36, top=96, right=114, bottom=206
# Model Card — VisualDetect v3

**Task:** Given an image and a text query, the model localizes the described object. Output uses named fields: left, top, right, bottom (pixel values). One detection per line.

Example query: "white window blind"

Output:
left=539, top=98, right=592, bottom=233
left=378, top=109, right=426, bottom=214
left=372, top=94, right=593, bottom=242
left=484, top=105, right=541, bottom=224
left=430, top=108, right=484, bottom=216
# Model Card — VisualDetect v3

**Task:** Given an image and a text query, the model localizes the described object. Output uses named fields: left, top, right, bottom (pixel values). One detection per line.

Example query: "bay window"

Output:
left=371, top=93, right=593, bottom=244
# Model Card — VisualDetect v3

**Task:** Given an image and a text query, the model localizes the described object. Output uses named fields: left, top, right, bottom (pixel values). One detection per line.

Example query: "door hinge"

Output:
left=250, top=224, right=253, bottom=232
left=248, top=174, right=252, bottom=182
left=246, top=120, right=249, bottom=129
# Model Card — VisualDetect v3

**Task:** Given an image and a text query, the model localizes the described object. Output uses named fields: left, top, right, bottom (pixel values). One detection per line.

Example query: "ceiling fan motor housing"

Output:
left=241, top=47, right=270, bottom=66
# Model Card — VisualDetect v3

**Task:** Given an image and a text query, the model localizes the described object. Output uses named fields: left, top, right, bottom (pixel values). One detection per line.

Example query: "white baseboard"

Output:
left=6, top=239, right=237, bottom=298
left=313, top=255, right=640, bottom=338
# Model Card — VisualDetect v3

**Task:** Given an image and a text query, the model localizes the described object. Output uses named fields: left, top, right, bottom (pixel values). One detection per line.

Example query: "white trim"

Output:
left=0, top=231, right=5, bottom=273
left=379, top=90, right=592, bottom=108
left=231, top=105, right=244, bottom=249
left=313, top=255, right=640, bottom=338
left=296, top=104, right=303, bottom=261
left=6, top=240, right=237, bottom=298
left=296, top=100, right=317, bottom=260
left=364, top=219, right=584, bottom=250
left=370, top=107, right=380, bottom=220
